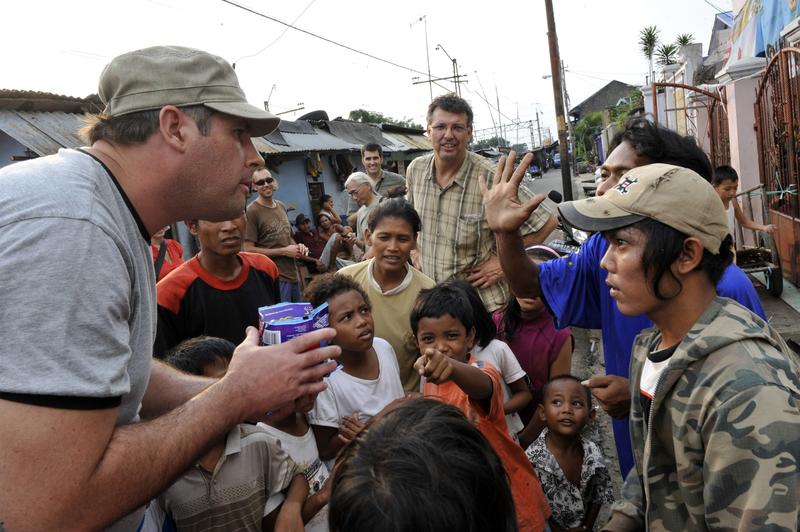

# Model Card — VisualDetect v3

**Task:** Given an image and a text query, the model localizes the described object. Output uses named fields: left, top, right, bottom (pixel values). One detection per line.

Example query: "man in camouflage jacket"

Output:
left=605, top=296, right=800, bottom=531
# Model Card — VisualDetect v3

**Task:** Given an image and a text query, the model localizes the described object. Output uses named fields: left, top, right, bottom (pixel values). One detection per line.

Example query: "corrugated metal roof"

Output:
left=325, top=120, right=387, bottom=147
left=0, top=110, right=85, bottom=155
left=381, top=130, right=432, bottom=151
left=254, top=120, right=360, bottom=154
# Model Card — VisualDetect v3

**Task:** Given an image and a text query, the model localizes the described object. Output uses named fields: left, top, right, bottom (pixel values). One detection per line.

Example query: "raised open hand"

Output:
left=478, top=150, right=547, bottom=234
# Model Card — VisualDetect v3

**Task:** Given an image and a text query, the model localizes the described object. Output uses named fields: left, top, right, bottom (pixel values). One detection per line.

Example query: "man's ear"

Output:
left=185, top=219, right=199, bottom=236
left=364, top=228, right=372, bottom=247
left=675, top=237, right=705, bottom=275
left=159, top=105, right=191, bottom=153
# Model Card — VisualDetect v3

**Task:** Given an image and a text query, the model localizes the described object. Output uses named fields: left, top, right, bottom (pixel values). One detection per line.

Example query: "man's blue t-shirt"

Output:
left=538, top=232, right=766, bottom=476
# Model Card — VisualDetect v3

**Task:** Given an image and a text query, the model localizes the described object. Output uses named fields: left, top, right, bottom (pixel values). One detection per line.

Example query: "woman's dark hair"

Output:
left=304, top=273, right=371, bottom=309
left=628, top=218, right=733, bottom=299
left=164, top=336, right=235, bottom=375
left=610, top=117, right=713, bottom=182
left=329, top=398, right=517, bottom=532
left=712, top=165, right=739, bottom=186
left=410, top=282, right=482, bottom=343
left=366, top=198, right=422, bottom=234
left=500, top=247, right=560, bottom=342
left=322, top=193, right=333, bottom=203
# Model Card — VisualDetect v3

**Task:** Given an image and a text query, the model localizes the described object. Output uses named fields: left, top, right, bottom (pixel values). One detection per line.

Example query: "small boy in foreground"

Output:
left=159, top=336, right=310, bottom=532
left=526, top=375, right=613, bottom=532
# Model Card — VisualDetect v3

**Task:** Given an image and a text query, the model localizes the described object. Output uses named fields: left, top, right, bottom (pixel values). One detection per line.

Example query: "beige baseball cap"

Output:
left=98, top=46, right=280, bottom=136
left=558, top=163, right=729, bottom=253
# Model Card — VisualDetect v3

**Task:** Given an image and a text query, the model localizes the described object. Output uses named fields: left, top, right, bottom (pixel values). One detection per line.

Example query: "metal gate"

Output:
left=651, top=82, right=731, bottom=167
left=754, top=48, right=800, bottom=286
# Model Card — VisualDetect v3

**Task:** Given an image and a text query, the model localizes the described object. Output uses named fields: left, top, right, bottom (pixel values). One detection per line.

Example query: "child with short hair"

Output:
left=444, top=280, right=532, bottom=439
left=305, top=273, right=405, bottom=462
left=159, top=336, right=310, bottom=532
left=526, top=375, right=614, bottom=532
left=411, top=283, right=551, bottom=532
left=713, top=165, right=776, bottom=234
left=494, top=245, right=574, bottom=448
left=329, top=397, right=518, bottom=532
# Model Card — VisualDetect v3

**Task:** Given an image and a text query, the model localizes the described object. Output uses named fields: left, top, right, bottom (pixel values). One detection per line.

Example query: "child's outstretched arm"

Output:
left=414, top=348, right=493, bottom=400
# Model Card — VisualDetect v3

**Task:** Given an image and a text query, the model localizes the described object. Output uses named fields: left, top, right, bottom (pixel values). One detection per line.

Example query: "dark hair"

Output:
left=366, top=198, right=422, bottom=234
left=165, top=336, right=235, bottom=375
left=447, top=280, right=496, bottom=348
left=542, top=374, right=592, bottom=405
left=410, top=282, right=494, bottom=347
left=622, top=218, right=733, bottom=300
left=305, top=273, right=371, bottom=310
left=712, top=165, right=739, bottom=186
left=361, top=143, right=383, bottom=157
left=322, top=193, right=333, bottom=203
left=500, top=247, right=560, bottom=342
left=80, top=105, right=214, bottom=145
left=329, top=398, right=517, bottom=532
left=426, top=93, right=474, bottom=128
left=609, top=117, right=712, bottom=181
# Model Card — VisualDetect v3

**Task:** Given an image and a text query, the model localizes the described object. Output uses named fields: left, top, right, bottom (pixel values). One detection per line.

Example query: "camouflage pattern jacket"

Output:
left=606, top=297, right=800, bottom=531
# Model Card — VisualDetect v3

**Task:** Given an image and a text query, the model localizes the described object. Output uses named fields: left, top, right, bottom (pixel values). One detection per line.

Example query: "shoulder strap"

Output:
left=154, top=240, right=168, bottom=278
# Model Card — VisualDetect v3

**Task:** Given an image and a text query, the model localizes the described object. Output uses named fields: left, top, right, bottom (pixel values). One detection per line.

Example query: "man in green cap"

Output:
left=483, top=157, right=800, bottom=531
left=0, top=46, right=340, bottom=530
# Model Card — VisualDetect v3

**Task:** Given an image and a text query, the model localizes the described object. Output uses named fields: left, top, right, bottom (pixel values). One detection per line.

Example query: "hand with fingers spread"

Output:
left=224, top=326, right=340, bottom=421
left=414, top=347, right=455, bottom=384
left=478, top=150, right=548, bottom=234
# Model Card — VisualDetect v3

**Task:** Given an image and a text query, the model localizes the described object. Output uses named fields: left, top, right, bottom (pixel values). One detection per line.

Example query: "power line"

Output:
left=221, top=0, right=449, bottom=89
left=701, top=0, right=726, bottom=13
left=233, top=0, right=318, bottom=65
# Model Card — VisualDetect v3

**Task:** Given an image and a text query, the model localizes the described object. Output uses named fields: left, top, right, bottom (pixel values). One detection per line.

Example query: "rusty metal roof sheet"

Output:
left=381, top=130, right=432, bottom=151
left=0, top=110, right=86, bottom=155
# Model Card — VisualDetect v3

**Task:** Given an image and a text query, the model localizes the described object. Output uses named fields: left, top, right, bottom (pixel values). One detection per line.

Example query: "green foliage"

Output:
left=573, top=112, right=603, bottom=161
left=348, top=108, right=423, bottom=130
left=676, top=33, right=694, bottom=46
left=471, top=135, right=509, bottom=150
left=656, top=43, right=679, bottom=65
left=610, top=89, right=644, bottom=129
left=639, top=26, right=660, bottom=59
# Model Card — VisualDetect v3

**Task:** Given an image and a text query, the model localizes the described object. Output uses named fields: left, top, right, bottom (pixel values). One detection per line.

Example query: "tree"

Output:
left=639, top=26, right=660, bottom=83
left=347, top=109, right=423, bottom=130
left=676, top=33, right=694, bottom=46
left=573, top=112, right=603, bottom=161
left=610, top=89, right=644, bottom=129
left=656, top=43, right=679, bottom=66
left=471, top=136, right=509, bottom=150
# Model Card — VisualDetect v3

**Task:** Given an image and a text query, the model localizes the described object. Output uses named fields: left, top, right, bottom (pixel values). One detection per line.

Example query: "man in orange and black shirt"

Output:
left=155, top=213, right=280, bottom=357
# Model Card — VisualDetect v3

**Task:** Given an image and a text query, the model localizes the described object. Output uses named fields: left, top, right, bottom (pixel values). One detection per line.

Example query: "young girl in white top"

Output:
left=305, top=274, right=404, bottom=462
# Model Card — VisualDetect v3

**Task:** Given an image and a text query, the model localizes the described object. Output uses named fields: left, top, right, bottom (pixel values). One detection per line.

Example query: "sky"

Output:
left=1, top=0, right=733, bottom=141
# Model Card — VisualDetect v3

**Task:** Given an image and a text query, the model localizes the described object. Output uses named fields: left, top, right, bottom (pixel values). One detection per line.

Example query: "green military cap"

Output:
left=98, top=45, right=280, bottom=137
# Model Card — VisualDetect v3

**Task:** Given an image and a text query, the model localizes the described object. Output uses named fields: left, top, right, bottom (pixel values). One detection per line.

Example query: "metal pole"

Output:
left=535, top=108, right=543, bottom=147
left=544, top=0, right=573, bottom=200
left=562, top=60, right=578, bottom=175
left=423, top=16, right=432, bottom=100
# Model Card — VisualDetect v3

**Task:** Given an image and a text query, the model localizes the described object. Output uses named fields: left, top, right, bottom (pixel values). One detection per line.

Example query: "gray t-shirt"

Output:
left=0, top=148, right=155, bottom=530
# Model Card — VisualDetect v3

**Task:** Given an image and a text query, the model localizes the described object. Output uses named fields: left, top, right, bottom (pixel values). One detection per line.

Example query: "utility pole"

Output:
left=411, top=16, right=433, bottom=100
left=535, top=108, right=543, bottom=148
left=544, top=0, right=573, bottom=200
left=561, top=60, right=578, bottom=175
left=495, top=82, right=503, bottom=146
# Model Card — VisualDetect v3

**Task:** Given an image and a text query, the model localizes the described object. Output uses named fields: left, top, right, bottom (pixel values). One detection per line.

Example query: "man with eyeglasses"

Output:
left=244, top=167, right=309, bottom=302
left=405, top=93, right=557, bottom=312
left=345, top=171, right=380, bottom=255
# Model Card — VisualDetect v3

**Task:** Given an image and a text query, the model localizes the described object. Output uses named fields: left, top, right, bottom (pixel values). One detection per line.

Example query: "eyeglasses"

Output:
left=346, top=187, right=362, bottom=196
left=430, top=123, right=469, bottom=134
left=254, top=177, right=275, bottom=187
